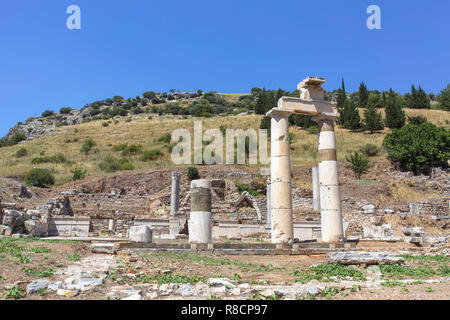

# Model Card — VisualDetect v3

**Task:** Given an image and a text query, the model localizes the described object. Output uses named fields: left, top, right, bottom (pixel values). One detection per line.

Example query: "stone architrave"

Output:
left=189, top=179, right=212, bottom=244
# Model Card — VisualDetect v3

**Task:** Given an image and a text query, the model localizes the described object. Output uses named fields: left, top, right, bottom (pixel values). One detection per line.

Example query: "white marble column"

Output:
left=170, top=172, right=181, bottom=216
left=315, top=115, right=343, bottom=243
left=312, top=166, right=320, bottom=212
left=267, top=109, right=293, bottom=244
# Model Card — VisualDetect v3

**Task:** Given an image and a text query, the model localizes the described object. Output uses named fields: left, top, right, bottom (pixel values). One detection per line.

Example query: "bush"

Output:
left=120, top=144, right=143, bottom=156
left=383, top=123, right=450, bottom=175
left=408, top=115, right=427, bottom=125
left=31, top=153, right=66, bottom=164
left=187, top=167, right=200, bottom=181
left=140, top=149, right=164, bottom=161
left=157, top=133, right=172, bottom=144
left=59, top=107, right=72, bottom=114
left=81, top=138, right=96, bottom=154
left=345, top=152, right=373, bottom=179
left=8, top=132, right=27, bottom=146
left=71, top=167, right=87, bottom=181
left=41, top=110, right=54, bottom=117
left=98, top=156, right=134, bottom=173
left=360, top=144, right=379, bottom=157
left=15, top=148, right=27, bottom=158
left=25, top=169, right=55, bottom=187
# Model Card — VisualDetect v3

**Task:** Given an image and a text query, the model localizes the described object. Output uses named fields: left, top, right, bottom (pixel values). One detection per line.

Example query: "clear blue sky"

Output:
left=0, top=0, right=449, bottom=136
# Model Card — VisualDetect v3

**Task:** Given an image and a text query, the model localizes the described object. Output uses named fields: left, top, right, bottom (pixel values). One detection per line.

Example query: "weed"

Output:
left=294, top=263, right=366, bottom=284
left=5, top=286, right=24, bottom=300
left=22, top=267, right=55, bottom=277
left=67, top=253, right=82, bottom=262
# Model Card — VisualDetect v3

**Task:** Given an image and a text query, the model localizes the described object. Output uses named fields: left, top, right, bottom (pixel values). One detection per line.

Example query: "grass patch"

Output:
left=139, top=251, right=280, bottom=273
left=67, top=253, right=83, bottom=262
left=378, top=264, right=445, bottom=279
left=22, top=267, right=55, bottom=277
left=399, top=255, right=450, bottom=263
left=294, top=263, right=366, bottom=284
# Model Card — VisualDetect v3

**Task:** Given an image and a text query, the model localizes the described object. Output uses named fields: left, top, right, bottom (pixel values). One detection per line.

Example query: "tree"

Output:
left=406, top=85, right=430, bottom=109
left=59, top=107, right=72, bottom=114
left=383, top=122, right=449, bottom=175
left=345, top=152, right=373, bottom=179
left=385, top=88, right=406, bottom=129
left=25, top=169, right=55, bottom=187
left=342, top=101, right=361, bottom=130
left=363, top=105, right=384, bottom=133
left=81, top=137, right=96, bottom=154
left=437, top=84, right=450, bottom=111
left=358, top=82, right=369, bottom=108
left=41, top=110, right=54, bottom=117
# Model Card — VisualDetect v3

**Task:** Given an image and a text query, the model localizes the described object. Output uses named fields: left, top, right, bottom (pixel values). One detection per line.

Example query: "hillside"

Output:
left=0, top=101, right=448, bottom=185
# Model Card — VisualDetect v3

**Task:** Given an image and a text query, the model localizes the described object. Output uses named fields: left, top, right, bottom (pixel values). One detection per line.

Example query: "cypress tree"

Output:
left=336, top=78, right=347, bottom=126
left=343, top=101, right=361, bottom=130
left=363, top=105, right=384, bottom=134
left=385, top=88, right=406, bottom=129
left=358, top=82, right=369, bottom=108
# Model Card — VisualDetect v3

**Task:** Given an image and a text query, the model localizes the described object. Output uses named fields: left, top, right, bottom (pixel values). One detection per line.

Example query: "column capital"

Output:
left=312, top=113, right=339, bottom=123
left=266, top=108, right=292, bottom=118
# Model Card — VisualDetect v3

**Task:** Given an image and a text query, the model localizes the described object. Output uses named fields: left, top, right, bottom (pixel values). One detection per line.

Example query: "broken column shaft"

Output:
left=267, top=109, right=294, bottom=244
left=315, top=115, right=343, bottom=242
left=189, top=179, right=212, bottom=244
left=170, top=172, right=181, bottom=216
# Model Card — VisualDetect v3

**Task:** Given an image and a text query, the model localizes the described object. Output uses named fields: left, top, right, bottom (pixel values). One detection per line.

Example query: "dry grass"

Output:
left=0, top=108, right=448, bottom=185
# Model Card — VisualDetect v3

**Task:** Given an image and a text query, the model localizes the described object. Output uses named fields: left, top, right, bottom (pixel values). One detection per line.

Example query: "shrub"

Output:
left=345, top=152, right=373, bottom=179
left=31, top=153, right=66, bottom=164
left=187, top=167, right=200, bottom=181
left=140, top=149, right=164, bottom=161
left=59, top=107, right=72, bottom=114
left=408, top=115, right=427, bottom=125
left=41, top=110, right=54, bottom=117
left=15, top=148, right=27, bottom=158
left=8, top=132, right=27, bottom=146
left=99, top=156, right=134, bottom=173
left=25, top=169, right=55, bottom=187
left=360, top=144, right=379, bottom=157
left=120, top=144, right=143, bottom=156
left=383, top=123, right=450, bottom=175
left=71, top=167, right=87, bottom=181
left=81, top=138, right=96, bottom=154
left=102, top=122, right=109, bottom=127
left=157, top=133, right=172, bottom=144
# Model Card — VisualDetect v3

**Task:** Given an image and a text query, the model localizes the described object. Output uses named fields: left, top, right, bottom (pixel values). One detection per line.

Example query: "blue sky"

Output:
left=0, top=0, right=449, bottom=136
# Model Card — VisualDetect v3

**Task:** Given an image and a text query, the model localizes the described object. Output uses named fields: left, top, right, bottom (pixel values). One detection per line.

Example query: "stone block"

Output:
left=91, top=243, right=115, bottom=254
left=129, top=226, right=152, bottom=243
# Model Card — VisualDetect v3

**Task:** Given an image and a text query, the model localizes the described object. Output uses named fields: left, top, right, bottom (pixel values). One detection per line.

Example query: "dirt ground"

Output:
left=1, top=238, right=449, bottom=300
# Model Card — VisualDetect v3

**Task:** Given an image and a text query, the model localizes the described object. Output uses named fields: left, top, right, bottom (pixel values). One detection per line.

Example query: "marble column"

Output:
left=312, top=166, right=320, bottom=212
left=267, top=109, right=293, bottom=244
left=315, top=115, right=343, bottom=243
left=189, top=179, right=212, bottom=244
left=170, top=172, right=181, bottom=216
